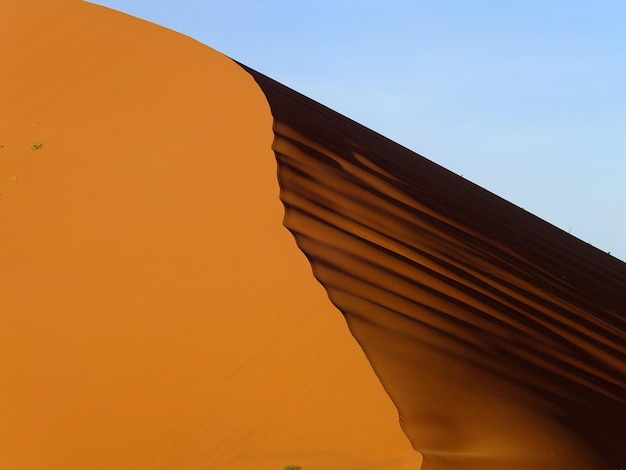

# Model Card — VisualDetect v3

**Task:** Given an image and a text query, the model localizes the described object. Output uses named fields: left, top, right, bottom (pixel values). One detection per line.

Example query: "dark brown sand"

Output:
left=244, top=68, right=626, bottom=469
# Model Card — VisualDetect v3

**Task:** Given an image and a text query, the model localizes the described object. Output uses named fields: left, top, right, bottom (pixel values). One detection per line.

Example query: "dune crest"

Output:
left=243, top=69, right=626, bottom=469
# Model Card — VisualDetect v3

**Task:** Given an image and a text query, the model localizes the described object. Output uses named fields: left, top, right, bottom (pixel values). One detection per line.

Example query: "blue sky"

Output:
left=88, top=1, right=626, bottom=261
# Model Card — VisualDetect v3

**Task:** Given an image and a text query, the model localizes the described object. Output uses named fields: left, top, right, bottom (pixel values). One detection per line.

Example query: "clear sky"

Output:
left=88, top=1, right=626, bottom=261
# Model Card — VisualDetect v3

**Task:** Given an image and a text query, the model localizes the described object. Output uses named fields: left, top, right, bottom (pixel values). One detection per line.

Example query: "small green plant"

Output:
left=31, top=142, right=42, bottom=151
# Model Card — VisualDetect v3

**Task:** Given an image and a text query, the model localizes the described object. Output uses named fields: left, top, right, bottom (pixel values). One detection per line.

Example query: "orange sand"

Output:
left=2, top=1, right=624, bottom=470
left=1, top=1, right=417, bottom=469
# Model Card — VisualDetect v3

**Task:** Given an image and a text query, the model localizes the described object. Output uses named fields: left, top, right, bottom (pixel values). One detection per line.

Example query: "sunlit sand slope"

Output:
left=244, top=68, right=626, bottom=470
left=1, top=1, right=418, bottom=469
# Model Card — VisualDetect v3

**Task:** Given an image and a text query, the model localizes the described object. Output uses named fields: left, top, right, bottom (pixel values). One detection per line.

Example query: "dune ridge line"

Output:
left=242, top=65, right=626, bottom=470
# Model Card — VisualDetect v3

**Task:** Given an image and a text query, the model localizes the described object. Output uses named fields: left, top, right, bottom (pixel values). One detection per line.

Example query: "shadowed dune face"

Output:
left=244, top=70, right=626, bottom=469
left=1, top=1, right=419, bottom=469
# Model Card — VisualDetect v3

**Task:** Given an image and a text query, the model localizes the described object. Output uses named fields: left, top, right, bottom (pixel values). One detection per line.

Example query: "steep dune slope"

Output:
left=1, top=1, right=417, bottom=469
left=245, top=69, right=626, bottom=469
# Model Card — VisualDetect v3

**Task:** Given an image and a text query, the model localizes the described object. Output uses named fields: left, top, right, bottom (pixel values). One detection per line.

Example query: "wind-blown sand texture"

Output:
left=1, top=1, right=624, bottom=469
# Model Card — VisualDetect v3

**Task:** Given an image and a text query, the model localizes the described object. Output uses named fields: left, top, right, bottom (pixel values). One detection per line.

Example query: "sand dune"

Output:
left=1, top=1, right=417, bottom=469
left=2, top=1, right=624, bottom=469
left=243, top=70, right=626, bottom=469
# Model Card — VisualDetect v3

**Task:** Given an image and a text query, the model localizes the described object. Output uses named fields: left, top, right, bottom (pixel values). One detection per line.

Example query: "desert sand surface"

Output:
left=1, top=1, right=418, bottom=469
left=1, top=1, right=624, bottom=470
left=242, top=69, right=626, bottom=469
